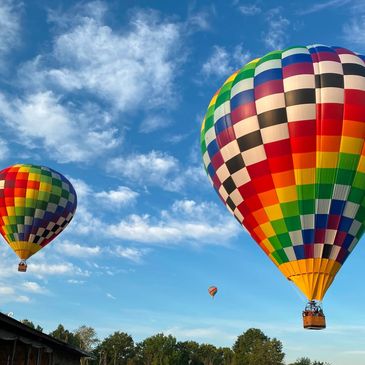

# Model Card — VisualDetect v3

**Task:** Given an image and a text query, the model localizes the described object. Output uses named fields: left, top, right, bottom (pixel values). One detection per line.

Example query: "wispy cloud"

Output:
left=0, top=91, right=118, bottom=163
left=108, top=151, right=183, bottom=192
left=23, top=6, right=182, bottom=113
left=164, top=325, right=236, bottom=343
left=106, top=293, right=116, bottom=300
left=202, top=44, right=251, bottom=79
left=68, top=177, right=240, bottom=246
left=298, top=0, right=350, bottom=15
left=22, top=281, right=47, bottom=294
left=107, top=199, right=240, bottom=245
left=0, top=285, right=30, bottom=304
left=113, top=246, right=150, bottom=263
left=67, top=279, right=85, bottom=285
left=0, top=4, right=187, bottom=163
left=0, top=138, right=10, bottom=160
left=139, top=115, right=172, bottom=134
left=28, top=261, right=90, bottom=277
left=263, top=8, right=290, bottom=50
left=342, top=1, right=365, bottom=48
left=95, top=186, right=139, bottom=207
left=238, top=4, right=261, bottom=16
left=55, top=240, right=101, bottom=258
left=0, top=0, right=22, bottom=69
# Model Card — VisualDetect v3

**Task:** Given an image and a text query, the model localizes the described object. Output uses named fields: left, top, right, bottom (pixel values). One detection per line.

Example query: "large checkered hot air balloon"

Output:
left=0, top=164, right=77, bottom=272
left=201, top=45, right=365, bottom=329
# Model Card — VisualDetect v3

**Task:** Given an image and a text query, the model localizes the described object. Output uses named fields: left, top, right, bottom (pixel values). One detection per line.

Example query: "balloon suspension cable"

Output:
left=18, top=260, right=27, bottom=272
left=288, top=279, right=307, bottom=304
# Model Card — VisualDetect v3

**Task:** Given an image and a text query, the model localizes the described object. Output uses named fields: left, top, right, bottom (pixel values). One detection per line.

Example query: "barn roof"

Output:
left=0, top=312, right=92, bottom=358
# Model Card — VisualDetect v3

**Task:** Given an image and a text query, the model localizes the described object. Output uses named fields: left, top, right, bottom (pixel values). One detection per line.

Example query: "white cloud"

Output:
left=68, top=279, right=85, bottom=284
left=263, top=8, right=290, bottom=50
left=95, top=186, right=139, bottom=207
left=68, top=178, right=93, bottom=200
left=64, top=183, right=240, bottom=248
left=202, top=46, right=233, bottom=78
left=171, top=199, right=207, bottom=216
left=28, top=261, right=90, bottom=277
left=186, top=10, right=212, bottom=32
left=106, top=293, right=116, bottom=300
left=107, top=199, right=240, bottom=245
left=114, top=246, right=149, bottom=263
left=23, top=7, right=182, bottom=113
left=0, top=285, right=30, bottom=303
left=0, top=138, right=10, bottom=160
left=0, top=4, right=186, bottom=162
left=106, top=146, right=224, bottom=193
left=139, top=115, right=171, bottom=133
left=202, top=44, right=251, bottom=79
left=108, top=151, right=182, bottom=191
left=0, top=286, right=15, bottom=295
left=0, top=0, right=21, bottom=68
left=0, top=91, right=118, bottom=163
left=298, top=0, right=350, bottom=15
left=343, top=14, right=365, bottom=46
left=238, top=4, right=261, bottom=16
left=22, top=281, right=47, bottom=294
left=17, top=295, right=31, bottom=303
left=164, top=133, right=190, bottom=144
left=67, top=203, right=103, bottom=236
left=164, top=326, right=235, bottom=343
left=55, top=240, right=101, bottom=258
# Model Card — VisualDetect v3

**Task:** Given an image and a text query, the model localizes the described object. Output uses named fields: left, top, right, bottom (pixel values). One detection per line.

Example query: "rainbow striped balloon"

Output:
left=0, top=164, right=77, bottom=263
left=208, top=286, right=218, bottom=298
left=201, top=45, right=365, bottom=301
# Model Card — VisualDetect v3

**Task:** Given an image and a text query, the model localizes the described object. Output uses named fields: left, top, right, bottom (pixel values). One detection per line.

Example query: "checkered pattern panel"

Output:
left=201, top=44, right=365, bottom=268
left=0, top=164, right=77, bottom=248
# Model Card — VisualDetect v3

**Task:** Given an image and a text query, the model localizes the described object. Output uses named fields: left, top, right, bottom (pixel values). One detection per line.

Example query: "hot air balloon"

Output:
left=0, top=164, right=77, bottom=272
left=201, top=45, right=365, bottom=329
left=208, top=286, right=218, bottom=298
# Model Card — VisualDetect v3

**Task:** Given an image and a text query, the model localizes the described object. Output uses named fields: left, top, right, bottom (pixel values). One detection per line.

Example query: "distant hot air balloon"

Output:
left=0, top=164, right=77, bottom=272
left=201, top=45, right=365, bottom=329
left=208, top=286, right=218, bottom=298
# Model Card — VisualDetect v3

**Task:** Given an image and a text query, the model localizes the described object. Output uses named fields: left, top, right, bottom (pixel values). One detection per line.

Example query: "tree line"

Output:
left=21, top=319, right=330, bottom=365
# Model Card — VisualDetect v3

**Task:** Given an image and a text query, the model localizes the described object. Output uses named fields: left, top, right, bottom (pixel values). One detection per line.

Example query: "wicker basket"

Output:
left=303, top=313, right=326, bottom=330
left=18, top=262, right=27, bottom=272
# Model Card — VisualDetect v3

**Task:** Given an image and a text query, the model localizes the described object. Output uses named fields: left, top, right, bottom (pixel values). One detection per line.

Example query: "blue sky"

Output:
left=0, top=0, right=365, bottom=363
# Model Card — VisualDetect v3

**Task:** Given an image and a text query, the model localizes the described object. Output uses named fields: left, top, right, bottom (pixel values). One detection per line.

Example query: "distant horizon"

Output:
left=0, top=1, right=365, bottom=365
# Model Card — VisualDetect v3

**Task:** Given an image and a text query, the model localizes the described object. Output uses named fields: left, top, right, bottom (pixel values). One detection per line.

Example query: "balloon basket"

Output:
left=302, top=301, right=326, bottom=330
left=18, top=261, right=27, bottom=272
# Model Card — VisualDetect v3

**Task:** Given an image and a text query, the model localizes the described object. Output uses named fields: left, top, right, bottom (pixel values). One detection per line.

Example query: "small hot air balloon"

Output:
left=0, top=164, right=77, bottom=272
left=201, top=45, right=365, bottom=329
left=208, top=286, right=218, bottom=298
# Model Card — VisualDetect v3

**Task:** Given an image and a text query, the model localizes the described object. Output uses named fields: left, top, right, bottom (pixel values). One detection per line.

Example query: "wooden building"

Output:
left=0, top=312, right=92, bottom=365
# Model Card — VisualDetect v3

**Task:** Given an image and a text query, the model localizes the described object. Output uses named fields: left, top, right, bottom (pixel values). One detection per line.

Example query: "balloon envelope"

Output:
left=0, top=164, right=77, bottom=261
left=201, top=45, right=365, bottom=301
left=208, top=286, right=218, bottom=298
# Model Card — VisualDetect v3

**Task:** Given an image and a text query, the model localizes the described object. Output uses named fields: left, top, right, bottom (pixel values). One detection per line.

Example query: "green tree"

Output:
left=74, top=325, right=99, bottom=351
left=288, top=359, right=331, bottom=365
left=49, top=324, right=81, bottom=347
left=73, top=326, right=99, bottom=365
left=176, top=340, right=202, bottom=365
left=219, top=347, right=234, bottom=365
left=95, top=331, right=134, bottom=365
left=136, top=333, right=180, bottom=365
left=232, top=328, right=284, bottom=365
left=21, top=319, right=43, bottom=332
left=288, top=358, right=311, bottom=365
left=198, top=344, right=220, bottom=365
